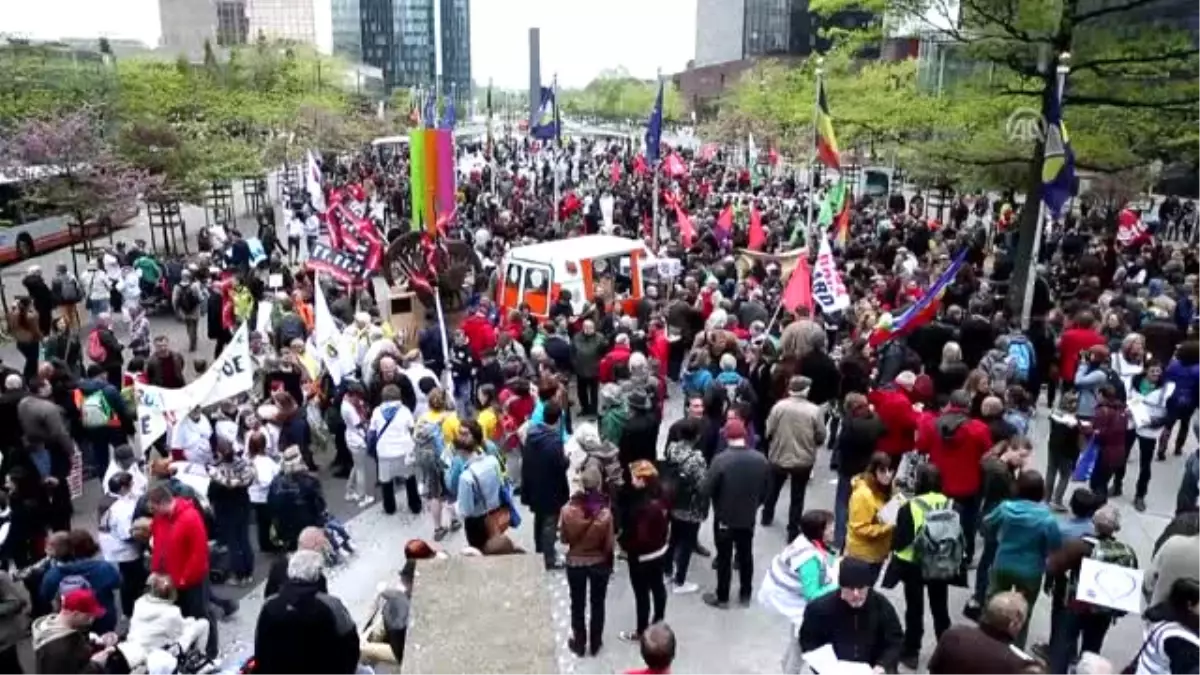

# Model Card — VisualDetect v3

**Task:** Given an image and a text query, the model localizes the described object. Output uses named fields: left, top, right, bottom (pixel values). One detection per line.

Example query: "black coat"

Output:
left=799, top=590, right=904, bottom=673
left=254, top=579, right=359, bottom=674
left=797, top=350, right=841, bottom=407
left=836, top=413, right=885, bottom=478
left=618, top=410, right=660, bottom=468
left=520, top=424, right=570, bottom=514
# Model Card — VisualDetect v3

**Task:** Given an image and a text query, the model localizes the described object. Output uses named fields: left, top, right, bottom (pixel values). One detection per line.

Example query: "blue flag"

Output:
left=423, top=89, right=436, bottom=130
left=442, top=90, right=457, bottom=130
left=530, top=85, right=559, bottom=142
left=645, top=80, right=664, bottom=163
left=1041, top=86, right=1074, bottom=218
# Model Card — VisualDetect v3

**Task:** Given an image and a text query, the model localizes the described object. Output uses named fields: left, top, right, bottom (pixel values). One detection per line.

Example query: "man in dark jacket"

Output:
left=206, top=280, right=231, bottom=356
left=572, top=320, right=607, bottom=416
left=618, top=391, right=660, bottom=469
left=927, top=591, right=1037, bottom=674
left=255, top=550, right=359, bottom=674
left=799, top=558, right=904, bottom=673
left=521, top=402, right=570, bottom=570
left=701, top=419, right=770, bottom=609
left=833, top=393, right=885, bottom=550
left=91, top=314, right=124, bottom=387
left=23, top=266, right=55, bottom=335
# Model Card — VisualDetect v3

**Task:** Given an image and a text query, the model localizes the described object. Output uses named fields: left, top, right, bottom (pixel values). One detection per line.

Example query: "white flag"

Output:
left=134, top=383, right=193, bottom=450
left=305, top=150, right=326, bottom=213
left=195, top=323, right=254, bottom=406
left=312, top=279, right=345, bottom=384
left=747, top=133, right=758, bottom=166
left=811, top=237, right=851, bottom=313
left=600, top=195, right=614, bottom=232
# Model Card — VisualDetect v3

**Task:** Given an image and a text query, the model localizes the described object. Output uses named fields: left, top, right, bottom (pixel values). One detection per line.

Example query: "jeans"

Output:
left=761, top=465, right=812, bottom=541
left=833, top=473, right=853, bottom=550
left=972, top=536, right=999, bottom=607
left=453, top=378, right=473, bottom=418
left=118, top=559, right=148, bottom=617
left=533, top=510, right=560, bottom=569
left=665, top=518, right=700, bottom=585
left=84, top=428, right=117, bottom=479
left=953, top=494, right=981, bottom=566
left=902, top=575, right=951, bottom=654
left=382, top=475, right=422, bottom=515
left=253, top=502, right=277, bottom=552
left=1089, top=461, right=1114, bottom=502
left=216, top=501, right=254, bottom=578
left=1135, top=435, right=1159, bottom=499
left=1112, top=429, right=1136, bottom=491
left=184, top=318, right=199, bottom=352
left=177, top=580, right=218, bottom=658
left=1162, top=404, right=1198, bottom=456
left=567, top=564, right=611, bottom=649
left=17, top=341, right=38, bottom=382
left=1045, top=450, right=1074, bottom=506
left=577, top=376, right=599, bottom=414
left=1047, top=607, right=1113, bottom=673
left=627, top=555, right=667, bottom=635
left=86, top=297, right=109, bottom=324
left=714, top=524, right=754, bottom=602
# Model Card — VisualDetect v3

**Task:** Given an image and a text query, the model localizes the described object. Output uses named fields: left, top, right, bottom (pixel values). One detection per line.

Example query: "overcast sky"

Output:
left=4, top=0, right=696, bottom=88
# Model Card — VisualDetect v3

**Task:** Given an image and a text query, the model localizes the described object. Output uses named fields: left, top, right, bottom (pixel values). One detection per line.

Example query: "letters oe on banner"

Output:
left=812, top=238, right=850, bottom=313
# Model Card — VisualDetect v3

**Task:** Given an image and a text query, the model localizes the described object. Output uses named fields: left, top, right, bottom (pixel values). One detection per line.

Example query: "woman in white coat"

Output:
left=1129, top=360, right=1175, bottom=512
left=369, top=384, right=419, bottom=516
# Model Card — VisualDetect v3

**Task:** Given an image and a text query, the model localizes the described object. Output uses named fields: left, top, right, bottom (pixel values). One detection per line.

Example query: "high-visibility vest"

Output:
left=894, top=492, right=949, bottom=563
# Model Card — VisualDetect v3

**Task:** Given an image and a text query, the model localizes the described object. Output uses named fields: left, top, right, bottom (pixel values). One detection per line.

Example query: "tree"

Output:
left=559, top=70, right=686, bottom=123
left=1, top=109, right=157, bottom=261
left=807, top=0, right=1199, bottom=315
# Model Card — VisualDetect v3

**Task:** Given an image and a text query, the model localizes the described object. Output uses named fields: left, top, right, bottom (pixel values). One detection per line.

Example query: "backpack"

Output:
left=87, top=329, right=107, bottom=363
left=913, top=496, right=965, bottom=581
left=1069, top=536, right=1139, bottom=616
left=59, top=276, right=81, bottom=303
left=176, top=284, right=200, bottom=313
left=412, top=416, right=446, bottom=473
left=1007, top=339, right=1035, bottom=382
left=81, top=390, right=112, bottom=428
left=599, top=405, right=628, bottom=446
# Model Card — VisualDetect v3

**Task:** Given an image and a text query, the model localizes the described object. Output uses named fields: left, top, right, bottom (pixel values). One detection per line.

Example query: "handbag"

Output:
left=468, top=466, right=510, bottom=539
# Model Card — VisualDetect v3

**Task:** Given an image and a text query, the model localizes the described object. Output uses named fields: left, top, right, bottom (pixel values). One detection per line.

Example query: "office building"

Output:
left=217, top=0, right=251, bottom=46
left=159, top=0, right=218, bottom=56
left=245, top=0, right=334, bottom=53
left=439, top=0, right=471, bottom=107
left=692, top=0, right=874, bottom=68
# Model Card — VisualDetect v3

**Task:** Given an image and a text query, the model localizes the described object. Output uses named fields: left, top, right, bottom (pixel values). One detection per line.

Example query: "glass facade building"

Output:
left=694, top=0, right=876, bottom=64
left=331, top=0, right=363, bottom=62
left=216, top=1, right=251, bottom=46
left=439, top=0, right=471, bottom=109
left=395, top=0, right=435, bottom=89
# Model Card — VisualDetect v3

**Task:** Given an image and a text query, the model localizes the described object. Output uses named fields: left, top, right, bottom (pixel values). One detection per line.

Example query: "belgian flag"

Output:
left=815, top=80, right=841, bottom=171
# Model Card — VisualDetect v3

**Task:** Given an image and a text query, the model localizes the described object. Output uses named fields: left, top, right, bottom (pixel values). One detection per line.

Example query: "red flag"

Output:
left=699, top=143, right=718, bottom=162
left=781, top=256, right=814, bottom=315
left=634, top=154, right=649, bottom=176
left=1117, top=208, right=1150, bottom=247
left=560, top=192, right=582, bottom=221
left=767, top=148, right=779, bottom=166
left=748, top=205, right=766, bottom=251
left=716, top=204, right=733, bottom=234
left=610, top=159, right=621, bottom=183
left=664, top=153, right=687, bottom=177
left=673, top=204, right=694, bottom=249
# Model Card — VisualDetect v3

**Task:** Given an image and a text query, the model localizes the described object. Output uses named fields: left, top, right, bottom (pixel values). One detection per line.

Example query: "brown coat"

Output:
left=8, top=309, right=40, bottom=343
left=927, top=624, right=1037, bottom=674
left=559, top=498, right=614, bottom=567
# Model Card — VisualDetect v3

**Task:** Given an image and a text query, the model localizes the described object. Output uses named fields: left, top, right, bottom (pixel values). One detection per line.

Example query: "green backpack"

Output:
left=600, top=405, right=628, bottom=446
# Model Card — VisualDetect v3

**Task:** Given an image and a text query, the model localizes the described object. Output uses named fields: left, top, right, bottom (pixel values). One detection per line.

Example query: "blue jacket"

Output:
left=681, top=368, right=713, bottom=397
left=520, top=424, right=569, bottom=514
left=41, top=557, right=122, bottom=634
left=1074, top=364, right=1109, bottom=417
left=455, top=454, right=503, bottom=519
left=1165, top=359, right=1200, bottom=411
left=983, top=499, right=1062, bottom=581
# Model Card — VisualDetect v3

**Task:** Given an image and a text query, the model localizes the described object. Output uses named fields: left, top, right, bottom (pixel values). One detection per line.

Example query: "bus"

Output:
left=0, top=170, right=138, bottom=264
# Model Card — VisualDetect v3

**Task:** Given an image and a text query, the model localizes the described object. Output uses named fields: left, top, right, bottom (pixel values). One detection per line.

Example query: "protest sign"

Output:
left=812, top=238, right=851, bottom=313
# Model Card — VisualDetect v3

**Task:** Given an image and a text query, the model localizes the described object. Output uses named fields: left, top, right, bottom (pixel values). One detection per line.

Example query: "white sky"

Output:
left=3, top=0, right=696, bottom=89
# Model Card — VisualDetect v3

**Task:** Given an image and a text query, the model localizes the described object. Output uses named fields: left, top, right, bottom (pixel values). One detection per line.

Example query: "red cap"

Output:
left=724, top=418, right=747, bottom=441
left=61, top=589, right=106, bottom=618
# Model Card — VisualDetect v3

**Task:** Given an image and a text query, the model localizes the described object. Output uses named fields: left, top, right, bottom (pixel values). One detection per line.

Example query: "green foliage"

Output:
left=559, top=68, right=686, bottom=123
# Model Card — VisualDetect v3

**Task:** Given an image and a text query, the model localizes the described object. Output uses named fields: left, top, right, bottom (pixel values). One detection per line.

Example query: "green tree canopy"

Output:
left=560, top=68, right=686, bottom=123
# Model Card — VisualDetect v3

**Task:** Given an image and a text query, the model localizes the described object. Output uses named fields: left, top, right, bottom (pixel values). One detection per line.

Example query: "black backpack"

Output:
left=1104, top=367, right=1127, bottom=403
left=177, top=285, right=200, bottom=313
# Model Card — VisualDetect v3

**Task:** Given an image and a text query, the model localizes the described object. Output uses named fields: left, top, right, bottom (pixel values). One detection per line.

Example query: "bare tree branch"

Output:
left=1071, top=49, right=1200, bottom=74
left=1073, top=0, right=1173, bottom=24
left=1065, top=94, right=1198, bottom=109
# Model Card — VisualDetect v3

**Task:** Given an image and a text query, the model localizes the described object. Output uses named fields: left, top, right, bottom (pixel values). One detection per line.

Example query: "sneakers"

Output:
left=358, top=495, right=376, bottom=507
left=702, top=592, right=729, bottom=609
left=344, top=492, right=360, bottom=502
left=1134, top=497, right=1147, bottom=512
left=673, top=582, right=699, bottom=595
left=900, top=652, right=920, bottom=671
left=962, top=600, right=981, bottom=623
left=618, top=631, right=640, bottom=643
left=567, top=636, right=585, bottom=657
left=433, top=526, right=448, bottom=542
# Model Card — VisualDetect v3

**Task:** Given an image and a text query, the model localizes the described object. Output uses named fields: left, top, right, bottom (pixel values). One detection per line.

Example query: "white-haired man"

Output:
left=255, top=549, right=360, bottom=673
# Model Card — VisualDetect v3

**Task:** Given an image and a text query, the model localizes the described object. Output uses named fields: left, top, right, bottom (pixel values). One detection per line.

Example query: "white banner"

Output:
left=600, top=195, right=614, bottom=232
left=312, top=279, right=345, bottom=384
left=812, top=238, right=851, bottom=314
left=135, top=323, right=254, bottom=449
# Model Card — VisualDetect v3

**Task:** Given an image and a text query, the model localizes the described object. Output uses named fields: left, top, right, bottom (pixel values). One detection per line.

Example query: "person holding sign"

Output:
left=1044, top=505, right=1139, bottom=674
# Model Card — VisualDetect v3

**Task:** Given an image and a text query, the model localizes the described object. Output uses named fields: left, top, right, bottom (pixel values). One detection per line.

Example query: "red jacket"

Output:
left=461, top=314, right=497, bottom=361
left=1059, top=327, right=1104, bottom=383
left=150, top=498, right=209, bottom=590
left=599, top=343, right=632, bottom=383
left=867, top=387, right=919, bottom=456
left=647, top=329, right=669, bottom=381
left=1092, top=401, right=1130, bottom=470
left=920, top=406, right=993, bottom=499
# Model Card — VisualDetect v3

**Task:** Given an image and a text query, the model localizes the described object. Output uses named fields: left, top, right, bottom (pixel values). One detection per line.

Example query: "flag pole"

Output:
left=552, top=74, right=561, bottom=229
left=806, top=57, right=823, bottom=248
left=651, top=67, right=662, bottom=253
left=1021, top=52, right=1069, bottom=331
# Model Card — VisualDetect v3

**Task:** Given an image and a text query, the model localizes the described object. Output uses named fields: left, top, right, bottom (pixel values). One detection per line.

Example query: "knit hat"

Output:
left=839, top=557, right=876, bottom=589
left=724, top=418, right=747, bottom=441
left=788, top=375, right=812, bottom=395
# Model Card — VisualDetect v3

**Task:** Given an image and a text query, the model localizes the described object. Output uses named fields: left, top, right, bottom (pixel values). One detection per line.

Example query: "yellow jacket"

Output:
left=845, top=475, right=895, bottom=563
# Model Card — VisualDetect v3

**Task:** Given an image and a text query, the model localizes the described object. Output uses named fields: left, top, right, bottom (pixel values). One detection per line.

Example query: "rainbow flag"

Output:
left=868, top=248, right=968, bottom=347
left=815, top=80, right=841, bottom=171
left=409, top=129, right=456, bottom=234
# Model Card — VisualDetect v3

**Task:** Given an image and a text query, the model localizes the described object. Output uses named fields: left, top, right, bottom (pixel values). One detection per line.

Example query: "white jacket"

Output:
left=1131, top=380, right=1176, bottom=439
left=369, top=401, right=415, bottom=461
left=126, top=596, right=185, bottom=652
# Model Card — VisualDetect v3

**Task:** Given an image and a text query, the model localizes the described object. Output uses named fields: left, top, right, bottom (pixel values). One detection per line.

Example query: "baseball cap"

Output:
left=61, top=588, right=106, bottom=618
